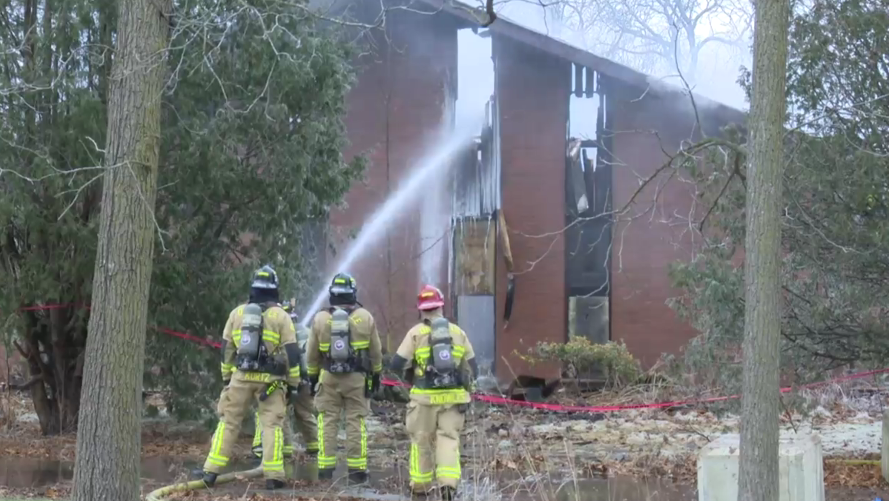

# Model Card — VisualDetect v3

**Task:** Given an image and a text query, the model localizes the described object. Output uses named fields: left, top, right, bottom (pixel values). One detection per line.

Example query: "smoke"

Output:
left=457, top=0, right=752, bottom=111
left=456, top=29, right=494, bottom=130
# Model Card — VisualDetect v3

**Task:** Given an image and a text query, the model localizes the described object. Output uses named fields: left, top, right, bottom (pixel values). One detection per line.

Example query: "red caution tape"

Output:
left=156, top=327, right=221, bottom=349
left=11, top=303, right=889, bottom=414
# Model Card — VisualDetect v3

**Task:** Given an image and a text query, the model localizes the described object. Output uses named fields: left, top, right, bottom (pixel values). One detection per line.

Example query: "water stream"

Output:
left=299, top=118, right=484, bottom=326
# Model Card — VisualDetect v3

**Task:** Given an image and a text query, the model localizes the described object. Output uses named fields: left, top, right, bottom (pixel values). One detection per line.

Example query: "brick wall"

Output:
left=329, top=3, right=740, bottom=374
left=329, top=10, right=458, bottom=351
left=606, top=81, right=704, bottom=367
left=493, top=36, right=570, bottom=381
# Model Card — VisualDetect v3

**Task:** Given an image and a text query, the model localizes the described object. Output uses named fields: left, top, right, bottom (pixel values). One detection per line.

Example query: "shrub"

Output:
left=530, top=336, right=642, bottom=389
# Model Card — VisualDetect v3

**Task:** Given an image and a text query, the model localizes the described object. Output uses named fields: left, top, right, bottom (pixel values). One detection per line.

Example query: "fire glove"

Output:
left=259, top=382, right=276, bottom=402
left=309, top=376, right=318, bottom=397
left=371, top=373, right=381, bottom=393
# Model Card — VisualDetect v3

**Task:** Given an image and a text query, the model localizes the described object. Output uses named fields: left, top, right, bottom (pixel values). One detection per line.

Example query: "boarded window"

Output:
left=452, top=218, right=496, bottom=295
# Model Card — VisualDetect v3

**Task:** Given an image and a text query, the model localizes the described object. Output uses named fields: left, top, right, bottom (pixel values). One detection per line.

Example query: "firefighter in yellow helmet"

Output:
left=306, top=272, right=383, bottom=483
left=198, top=265, right=304, bottom=490
left=389, top=285, right=479, bottom=500
left=252, top=302, right=319, bottom=459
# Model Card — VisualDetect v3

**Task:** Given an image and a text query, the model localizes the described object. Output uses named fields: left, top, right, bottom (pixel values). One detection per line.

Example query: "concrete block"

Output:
left=881, top=409, right=889, bottom=483
left=697, top=433, right=824, bottom=501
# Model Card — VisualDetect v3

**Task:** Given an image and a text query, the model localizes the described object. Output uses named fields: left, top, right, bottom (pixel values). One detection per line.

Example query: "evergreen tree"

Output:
left=0, top=0, right=364, bottom=434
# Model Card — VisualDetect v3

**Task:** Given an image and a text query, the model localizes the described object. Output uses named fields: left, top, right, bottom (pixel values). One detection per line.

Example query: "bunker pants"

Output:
left=253, top=410, right=294, bottom=458
left=314, top=371, right=369, bottom=474
left=405, top=400, right=465, bottom=492
left=203, top=378, right=287, bottom=480
left=252, top=388, right=318, bottom=457
left=293, top=389, right=320, bottom=452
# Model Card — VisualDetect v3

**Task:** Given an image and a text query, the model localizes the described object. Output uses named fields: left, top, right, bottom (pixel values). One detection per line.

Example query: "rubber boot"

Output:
left=266, top=478, right=286, bottom=490
left=202, top=472, right=218, bottom=488
left=440, top=486, right=457, bottom=501
left=318, top=468, right=334, bottom=481
left=348, top=469, right=368, bottom=485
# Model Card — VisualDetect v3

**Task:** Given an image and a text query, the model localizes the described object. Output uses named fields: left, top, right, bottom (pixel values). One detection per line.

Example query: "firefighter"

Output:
left=252, top=303, right=319, bottom=458
left=306, top=272, right=383, bottom=483
left=389, top=285, right=479, bottom=500
left=198, top=265, right=304, bottom=490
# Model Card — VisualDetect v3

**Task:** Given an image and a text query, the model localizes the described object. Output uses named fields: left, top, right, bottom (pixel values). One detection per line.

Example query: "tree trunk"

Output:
left=18, top=306, right=88, bottom=435
left=72, top=0, right=170, bottom=497
left=737, top=1, right=790, bottom=501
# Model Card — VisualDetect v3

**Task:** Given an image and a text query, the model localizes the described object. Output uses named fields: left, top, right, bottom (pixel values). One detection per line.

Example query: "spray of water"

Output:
left=418, top=158, right=449, bottom=288
left=299, top=117, right=484, bottom=327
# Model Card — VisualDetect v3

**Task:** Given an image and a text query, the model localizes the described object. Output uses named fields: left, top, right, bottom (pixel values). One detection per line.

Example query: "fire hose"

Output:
left=145, top=467, right=263, bottom=501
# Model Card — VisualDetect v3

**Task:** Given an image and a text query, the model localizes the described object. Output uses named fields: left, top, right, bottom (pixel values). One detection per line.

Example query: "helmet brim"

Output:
left=418, top=301, right=444, bottom=311
left=329, top=285, right=356, bottom=295
left=251, top=280, right=278, bottom=290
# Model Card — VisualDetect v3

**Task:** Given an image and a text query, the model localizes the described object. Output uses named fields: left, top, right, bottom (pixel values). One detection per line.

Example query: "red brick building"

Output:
left=315, top=0, right=744, bottom=385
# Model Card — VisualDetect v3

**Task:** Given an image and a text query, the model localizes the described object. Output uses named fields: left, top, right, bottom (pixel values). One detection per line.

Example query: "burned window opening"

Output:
left=566, top=65, right=613, bottom=344
left=452, top=104, right=497, bottom=218
left=455, top=28, right=494, bottom=130
left=452, top=28, right=498, bottom=219
left=450, top=26, right=498, bottom=374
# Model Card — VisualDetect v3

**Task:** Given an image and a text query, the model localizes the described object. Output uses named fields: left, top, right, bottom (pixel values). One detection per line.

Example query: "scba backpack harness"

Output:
left=327, top=306, right=357, bottom=373
left=235, top=303, right=285, bottom=376
left=424, top=317, right=461, bottom=389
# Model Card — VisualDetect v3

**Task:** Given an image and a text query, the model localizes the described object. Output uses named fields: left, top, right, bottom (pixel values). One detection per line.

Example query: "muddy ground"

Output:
left=1, top=385, right=888, bottom=500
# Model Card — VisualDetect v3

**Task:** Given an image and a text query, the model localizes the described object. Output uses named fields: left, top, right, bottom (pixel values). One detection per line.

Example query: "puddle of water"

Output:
left=0, top=455, right=878, bottom=501
left=0, top=456, right=694, bottom=500
left=0, top=455, right=353, bottom=490
left=0, top=456, right=189, bottom=488
left=0, top=458, right=73, bottom=490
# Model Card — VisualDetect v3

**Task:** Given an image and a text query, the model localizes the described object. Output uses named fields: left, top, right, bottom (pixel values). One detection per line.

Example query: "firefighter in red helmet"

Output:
left=389, top=285, right=478, bottom=499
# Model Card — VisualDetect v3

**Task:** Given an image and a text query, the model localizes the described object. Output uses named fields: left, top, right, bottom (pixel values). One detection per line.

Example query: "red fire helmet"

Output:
left=417, top=285, right=445, bottom=311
